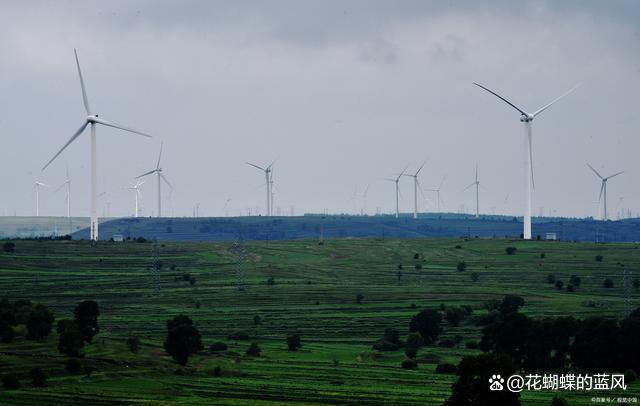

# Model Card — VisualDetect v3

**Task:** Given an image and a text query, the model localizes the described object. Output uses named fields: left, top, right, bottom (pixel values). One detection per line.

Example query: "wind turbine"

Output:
left=426, top=176, right=446, bottom=212
left=463, top=165, right=480, bottom=218
left=137, top=142, right=172, bottom=217
left=587, top=163, right=623, bottom=221
left=246, top=161, right=274, bottom=216
left=54, top=165, right=71, bottom=218
left=386, top=167, right=407, bottom=218
left=127, top=180, right=145, bottom=218
left=403, top=162, right=426, bottom=219
left=33, top=181, right=49, bottom=217
left=42, top=49, right=152, bottom=240
left=474, top=82, right=578, bottom=239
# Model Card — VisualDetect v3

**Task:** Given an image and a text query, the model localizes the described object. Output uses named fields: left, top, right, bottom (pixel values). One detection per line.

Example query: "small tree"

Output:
left=505, top=246, right=517, bottom=255
left=74, top=300, right=100, bottom=343
left=555, top=280, right=564, bottom=290
left=409, top=309, right=442, bottom=345
left=471, top=272, right=480, bottom=282
left=566, top=284, right=575, bottom=293
left=27, top=304, right=55, bottom=341
left=445, top=306, right=467, bottom=327
left=1, top=373, right=20, bottom=389
left=65, top=358, right=82, bottom=375
left=456, top=261, right=467, bottom=272
left=356, top=293, right=364, bottom=304
left=569, top=275, right=581, bottom=287
left=405, top=332, right=423, bottom=358
left=58, top=323, right=85, bottom=357
left=127, top=336, right=141, bottom=353
left=246, top=342, right=261, bottom=357
left=603, top=278, right=614, bottom=288
left=415, top=263, right=422, bottom=270
left=546, top=274, right=556, bottom=284
left=164, top=316, right=203, bottom=366
left=30, top=368, right=47, bottom=387
left=401, top=358, right=418, bottom=369
left=634, top=278, right=640, bottom=289
left=498, top=295, right=525, bottom=315
left=209, top=342, right=228, bottom=353
left=397, top=270, right=402, bottom=281
left=287, top=334, right=302, bottom=351
left=595, top=255, right=604, bottom=262
left=253, top=315, right=262, bottom=325
left=2, top=242, right=15, bottom=253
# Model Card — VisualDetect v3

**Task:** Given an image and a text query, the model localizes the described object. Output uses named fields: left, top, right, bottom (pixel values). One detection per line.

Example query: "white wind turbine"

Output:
left=463, top=165, right=480, bottom=218
left=54, top=165, right=71, bottom=218
left=42, top=49, right=152, bottom=240
left=587, top=163, right=623, bottom=221
left=403, top=162, right=426, bottom=219
left=474, top=82, right=578, bottom=239
left=127, top=180, right=145, bottom=218
left=33, top=181, right=49, bottom=217
left=386, top=167, right=407, bottom=219
left=246, top=161, right=274, bottom=216
left=137, top=142, right=172, bottom=217
left=426, top=176, right=446, bottom=212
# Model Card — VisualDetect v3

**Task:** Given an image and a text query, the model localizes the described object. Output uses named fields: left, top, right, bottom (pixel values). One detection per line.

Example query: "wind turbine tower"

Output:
left=587, top=163, right=623, bottom=221
left=464, top=165, right=480, bottom=218
left=404, top=162, right=426, bottom=219
left=54, top=165, right=71, bottom=218
left=127, top=180, right=145, bottom=218
left=474, top=82, right=578, bottom=239
left=137, top=142, right=172, bottom=217
left=33, top=181, right=48, bottom=217
left=42, top=49, right=152, bottom=240
left=387, top=167, right=407, bottom=219
left=246, top=161, right=274, bottom=216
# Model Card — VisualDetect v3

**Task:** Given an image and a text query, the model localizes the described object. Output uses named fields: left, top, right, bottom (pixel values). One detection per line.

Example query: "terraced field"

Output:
left=0, top=238, right=638, bottom=404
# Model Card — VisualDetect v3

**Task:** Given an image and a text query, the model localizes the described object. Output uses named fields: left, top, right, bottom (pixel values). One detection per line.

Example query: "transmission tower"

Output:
left=232, top=238, right=246, bottom=291
left=151, top=238, right=161, bottom=295
left=623, top=269, right=633, bottom=318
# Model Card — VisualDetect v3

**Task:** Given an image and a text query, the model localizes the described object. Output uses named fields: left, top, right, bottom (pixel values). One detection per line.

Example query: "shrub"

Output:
left=0, top=326, right=15, bottom=343
left=465, top=341, right=479, bottom=349
left=356, top=293, right=364, bottom=304
left=603, top=278, right=614, bottom=288
left=505, top=246, right=517, bottom=255
left=471, top=272, right=480, bottom=282
left=435, top=363, right=458, bottom=374
left=546, top=274, right=556, bottom=284
left=246, top=342, right=261, bottom=357
left=372, top=339, right=399, bottom=351
left=2, top=373, right=20, bottom=389
left=58, top=323, right=85, bottom=357
left=438, top=338, right=456, bottom=348
left=267, top=276, right=275, bottom=285
left=287, top=334, right=302, bottom=351
left=397, top=264, right=403, bottom=270
left=65, top=358, right=82, bottom=375
left=212, top=366, right=222, bottom=377
left=633, top=278, right=639, bottom=289
left=127, top=336, right=141, bottom=353
left=445, top=306, right=467, bottom=327
left=566, top=284, right=575, bottom=293
left=555, top=280, right=564, bottom=290
left=595, top=255, right=603, bottom=262
left=30, top=368, right=47, bottom=387
left=483, top=299, right=500, bottom=312
left=455, top=245, right=462, bottom=249
left=2, top=242, right=15, bottom=253
left=189, top=277, right=196, bottom=286
left=540, top=252, right=546, bottom=259
left=405, top=332, right=423, bottom=358
left=414, top=263, right=422, bottom=271
left=209, top=342, right=228, bottom=353
left=227, top=331, right=249, bottom=341
left=456, top=261, right=467, bottom=272
left=253, top=315, right=261, bottom=325
left=569, top=275, right=581, bottom=287
left=401, top=358, right=418, bottom=369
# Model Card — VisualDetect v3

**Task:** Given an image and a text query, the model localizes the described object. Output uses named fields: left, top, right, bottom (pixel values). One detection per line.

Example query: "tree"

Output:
left=409, top=309, right=442, bottom=345
left=480, top=312, right=533, bottom=367
left=253, top=315, right=262, bottom=325
left=356, top=293, right=364, bottom=304
left=405, top=332, right=423, bottom=358
left=30, top=368, right=47, bottom=387
left=401, top=358, right=418, bottom=369
left=1, top=373, right=20, bottom=390
left=65, top=358, right=83, bottom=375
left=383, top=328, right=400, bottom=345
left=446, top=353, right=519, bottom=406
left=127, top=336, right=141, bottom=353
left=209, top=342, right=228, bottom=353
left=546, top=274, right=556, bottom=284
left=569, top=275, right=581, bottom=287
left=2, top=242, right=15, bottom=253
left=555, top=280, right=564, bottom=290
left=471, top=272, right=480, bottom=282
left=58, top=323, right=85, bottom=357
left=26, top=304, right=55, bottom=341
left=246, top=342, right=261, bottom=356
left=164, top=316, right=203, bottom=366
left=603, top=278, right=614, bottom=288
left=505, top=247, right=517, bottom=255
left=74, top=300, right=100, bottom=342
left=457, top=261, right=467, bottom=272
left=13, top=299, right=33, bottom=324
left=633, top=278, right=639, bottom=289
left=618, top=310, right=640, bottom=372
left=287, top=334, right=302, bottom=351
left=595, top=255, right=603, bottom=262
left=498, top=295, right=524, bottom=316
left=570, top=317, right=619, bottom=370
left=445, top=306, right=468, bottom=327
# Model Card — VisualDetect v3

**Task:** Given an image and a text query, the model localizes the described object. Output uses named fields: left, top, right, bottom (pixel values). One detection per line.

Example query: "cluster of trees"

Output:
left=57, top=300, right=101, bottom=357
left=0, top=299, right=55, bottom=343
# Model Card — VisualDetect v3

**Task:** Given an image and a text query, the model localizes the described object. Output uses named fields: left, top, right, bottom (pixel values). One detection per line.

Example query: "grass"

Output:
left=0, top=237, right=638, bottom=404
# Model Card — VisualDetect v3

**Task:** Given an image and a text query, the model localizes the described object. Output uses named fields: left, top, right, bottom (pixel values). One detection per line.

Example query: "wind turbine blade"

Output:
left=42, top=122, right=88, bottom=170
left=463, top=182, right=476, bottom=191
left=439, top=175, right=446, bottom=190
left=136, top=169, right=157, bottom=178
left=473, top=82, right=528, bottom=116
left=246, top=162, right=266, bottom=171
left=160, top=173, right=173, bottom=189
left=267, top=160, right=276, bottom=170
left=93, top=117, right=151, bottom=138
left=156, top=142, right=163, bottom=169
left=587, top=163, right=603, bottom=179
left=598, top=182, right=605, bottom=202
left=415, top=161, right=426, bottom=176
left=532, top=84, right=580, bottom=118
left=53, top=183, right=66, bottom=194
left=605, top=171, right=624, bottom=180
left=74, top=49, right=91, bottom=115
left=363, top=185, right=370, bottom=198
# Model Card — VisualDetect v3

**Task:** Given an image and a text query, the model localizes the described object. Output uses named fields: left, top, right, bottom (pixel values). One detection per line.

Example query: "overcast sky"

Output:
left=1, top=0, right=639, bottom=219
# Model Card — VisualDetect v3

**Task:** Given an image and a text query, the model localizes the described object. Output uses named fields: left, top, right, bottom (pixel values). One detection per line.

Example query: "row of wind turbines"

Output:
left=35, top=49, right=621, bottom=241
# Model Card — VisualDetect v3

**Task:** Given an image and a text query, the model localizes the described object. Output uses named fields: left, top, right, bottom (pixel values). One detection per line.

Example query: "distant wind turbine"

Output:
left=426, top=176, right=446, bottom=212
left=127, top=180, right=145, bottom=218
left=137, top=142, right=172, bottom=217
left=246, top=161, right=274, bottom=216
left=587, top=163, right=623, bottom=221
left=404, top=162, right=426, bottom=219
left=42, top=49, right=152, bottom=240
left=53, top=165, right=71, bottom=218
left=33, top=181, right=49, bottom=217
left=474, top=82, right=578, bottom=239
left=386, top=167, right=407, bottom=218
left=463, top=165, right=480, bottom=218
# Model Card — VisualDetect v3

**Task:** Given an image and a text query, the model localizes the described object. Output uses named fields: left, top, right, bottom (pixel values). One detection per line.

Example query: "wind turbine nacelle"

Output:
left=87, top=115, right=99, bottom=123
left=520, top=114, right=534, bottom=122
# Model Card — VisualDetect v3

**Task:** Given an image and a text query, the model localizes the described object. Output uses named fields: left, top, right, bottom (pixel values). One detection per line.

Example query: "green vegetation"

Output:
left=0, top=238, right=638, bottom=404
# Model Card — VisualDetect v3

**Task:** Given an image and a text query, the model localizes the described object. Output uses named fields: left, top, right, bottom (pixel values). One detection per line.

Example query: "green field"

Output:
left=0, top=238, right=638, bottom=404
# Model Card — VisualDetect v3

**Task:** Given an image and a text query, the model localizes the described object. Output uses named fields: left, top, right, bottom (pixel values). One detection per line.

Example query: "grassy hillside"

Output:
left=0, top=238, right=638, bottom=404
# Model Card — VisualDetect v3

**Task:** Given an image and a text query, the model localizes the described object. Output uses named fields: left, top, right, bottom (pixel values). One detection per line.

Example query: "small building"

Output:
left=545, top=232, right=557, bottom=241
left=112, top=234, right=124, bottom=242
